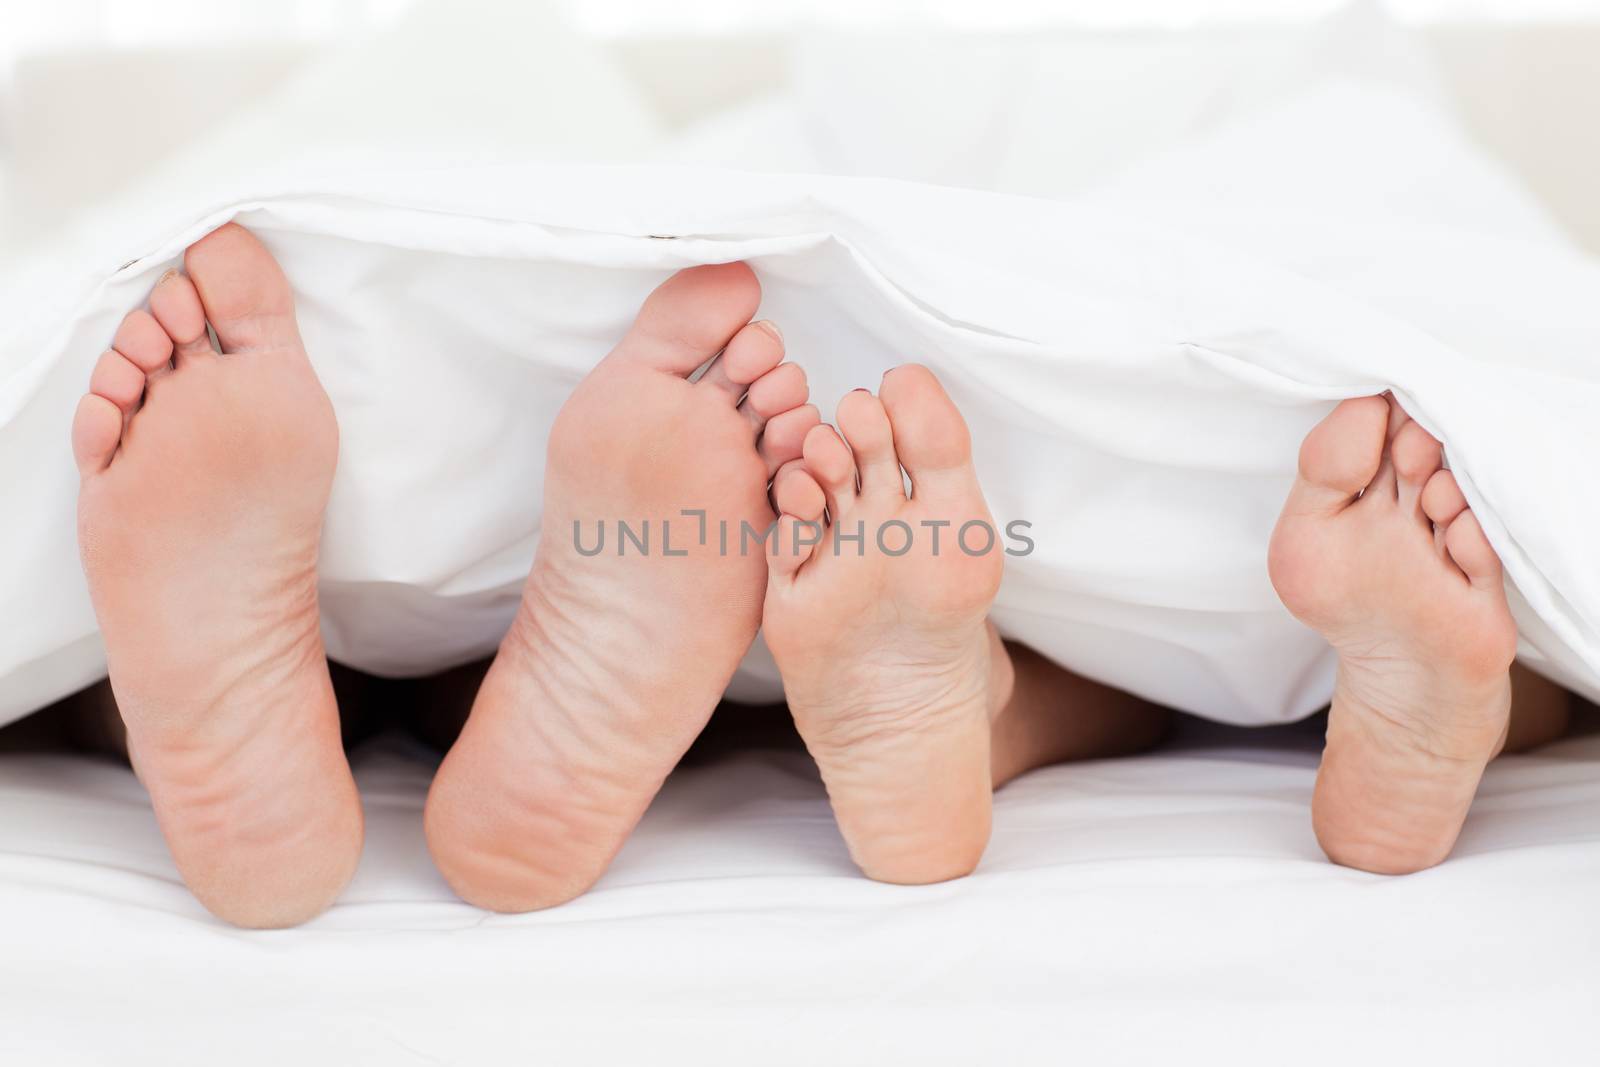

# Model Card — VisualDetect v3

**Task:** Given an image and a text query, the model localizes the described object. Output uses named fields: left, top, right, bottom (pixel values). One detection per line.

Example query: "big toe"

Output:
left=1284, top=395, right=1390, bottom=517
left=183, top=222, right=301, bottom=353
left=616, top=262, right=762, bottom=375
left=878, top=364, right=978, bottom=498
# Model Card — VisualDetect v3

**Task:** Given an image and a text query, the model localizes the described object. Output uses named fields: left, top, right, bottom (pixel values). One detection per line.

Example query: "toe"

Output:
left=758, top=404, right=820, bottom=479
left=741, top=363, right=808, bottom=433
left=1365, top=394, right=1411, bottom=501
left=836, top=389, right=903, bottom=497
left=89, top=350, right=146, bottom=413
left=773, top=459, right=827, bottom=522
left=877, top=364, right=976, bottom=496
left=1421, top=469, right=1468, bottom=527
left=769, top=460, right=828, bottom=580
left=618, top=262, right=762, bottom=375
left=72, top=394, right=123, bottom=476
left=1444, top=511, right=1503, bottom=590
left=802, top=423, right=858, bottom=517
left=698, top=319, right=784, bottom=404
left=1283, top=395, right=1389, bottom=517
left=149, top=270, right=213, bottom=364
left=771, top=515, right=825, bottom=580
left=1391, top=419, right=1443, bottom=516
left=111, top=309, right=174, bottom=373
left=183, top=222, right=301, bottom=353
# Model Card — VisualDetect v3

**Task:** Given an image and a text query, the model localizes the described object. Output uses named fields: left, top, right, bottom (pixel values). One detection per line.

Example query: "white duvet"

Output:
left=4, top=5, right=1600, bottom=729
left=4, top=106, right=1600, bottom=727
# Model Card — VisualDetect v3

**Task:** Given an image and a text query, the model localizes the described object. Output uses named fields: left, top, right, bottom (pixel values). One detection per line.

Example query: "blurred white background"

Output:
left=5, top=0, right=1600, bottom=58
left=2, top=0, right=1599, bottom=265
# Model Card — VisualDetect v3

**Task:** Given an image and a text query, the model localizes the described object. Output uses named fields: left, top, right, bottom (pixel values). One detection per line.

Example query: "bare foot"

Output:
left=71, top=223, right=361, bottom=927
left=424, top=263, right=819, bottom=912
left=1268, top=395, right=1517, bottom=874
left=763, top=366, right=1006, bottom=884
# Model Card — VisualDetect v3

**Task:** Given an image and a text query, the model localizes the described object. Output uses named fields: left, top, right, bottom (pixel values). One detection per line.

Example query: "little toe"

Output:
left=836, top=389, right=902, bottom=496
left=741, top=363, right=808, bottom=433
left=1391, top=419, right=1443, bottom=515
left=758, top=404, right=821, bottom=479
left=771, top=515, right=826, bottom=580
left=698, top=319, right=784, bottom=404
left=1444, top=511, right=1503, bottom=590
left=802, top=423, right=859, bottom=517
left=617, top=262, right=762, bottom=376
left=878, top=364, right=977, bottom=497
left=149, top=270, right=212, bottom=364
left=773, top=459, right=827, bottom=523
left=89, top=350, right=147, bottom=414
left=1283, top=395, right=1389, bottom=517
left=770, top=461, right=827, bottom=579
left=111, top=309, right=175, bottom=373
left=72, top=394, right=123, bottom=476
left=183, top=223, right=301, bottom=353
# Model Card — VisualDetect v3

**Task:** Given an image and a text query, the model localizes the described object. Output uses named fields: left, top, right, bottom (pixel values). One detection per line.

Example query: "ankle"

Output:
left=984, top=621, right=1016, bottom=722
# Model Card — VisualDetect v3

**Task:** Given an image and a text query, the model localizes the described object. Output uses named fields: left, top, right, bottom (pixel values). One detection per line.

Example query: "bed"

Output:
left=2, top=714, right=1596, bottom=1063
left=1, top=4, right=1596, bottom=1063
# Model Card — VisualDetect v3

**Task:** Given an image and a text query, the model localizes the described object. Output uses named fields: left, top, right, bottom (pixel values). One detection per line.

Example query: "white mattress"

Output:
left=2, top=720, right=1595, bottom=1064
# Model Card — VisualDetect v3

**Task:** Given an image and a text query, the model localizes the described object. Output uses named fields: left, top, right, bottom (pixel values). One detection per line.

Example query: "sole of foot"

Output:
left=72, top=223, right=361, bottom=928
left=763, top=365, right=1008, bottom=884
left=1267, top=394, right=1517, bottom=874
left=424, top=262, right=819, bottom=912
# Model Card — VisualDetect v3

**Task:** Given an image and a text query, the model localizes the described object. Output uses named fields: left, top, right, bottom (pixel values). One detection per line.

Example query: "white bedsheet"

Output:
left=1, top=721, right=1595, bottom=1064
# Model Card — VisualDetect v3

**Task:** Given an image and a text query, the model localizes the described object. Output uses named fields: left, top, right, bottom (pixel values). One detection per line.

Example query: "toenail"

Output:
left=156, top=268, right=180, bottom=286
left=753, top=319, right=782, bottom=341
